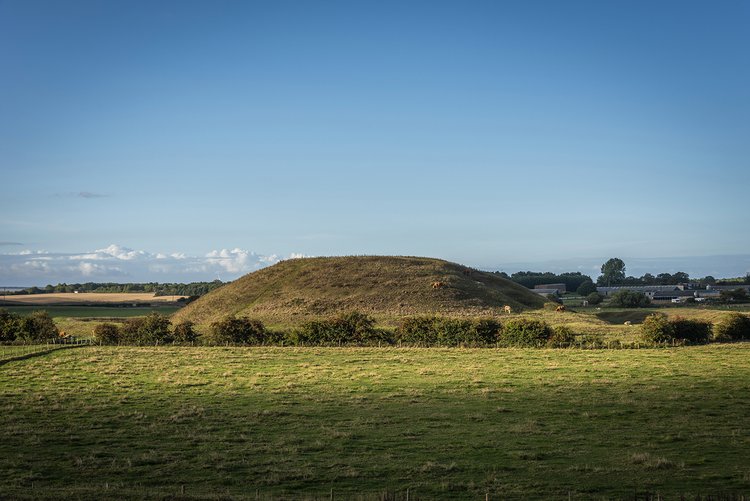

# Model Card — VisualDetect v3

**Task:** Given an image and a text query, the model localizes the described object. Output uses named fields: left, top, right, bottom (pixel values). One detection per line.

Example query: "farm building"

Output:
left=534, top=283, right=566, bottom=293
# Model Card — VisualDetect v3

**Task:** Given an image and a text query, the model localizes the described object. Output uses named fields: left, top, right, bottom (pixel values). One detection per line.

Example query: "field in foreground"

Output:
left=1, top=346, right=749, bottom=499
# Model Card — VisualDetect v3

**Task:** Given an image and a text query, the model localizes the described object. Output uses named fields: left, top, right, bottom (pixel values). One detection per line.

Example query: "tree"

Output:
left=94, top=323, right=121, bottom=345
left=598, top=258, right=626, bottom=286
left=21, top=311, right=59, bottom=342
left=672, top=272, right=690, bottom=284
left=576, top=280, right=597, bottom=296
left=609, top=290, right=650, bottom=308
left=586, top=292, right=603, bottom=305
left=0, top=309, right=23, bottom=342
left=173, top=321, right=198, bottom=344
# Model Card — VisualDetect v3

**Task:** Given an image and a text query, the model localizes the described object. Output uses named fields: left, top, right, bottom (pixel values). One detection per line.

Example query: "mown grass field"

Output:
left=1, top=345, right=748, bottom=499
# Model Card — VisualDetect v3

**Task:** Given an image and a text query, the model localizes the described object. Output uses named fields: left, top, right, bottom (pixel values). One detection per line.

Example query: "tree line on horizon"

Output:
left=497, top=257, right=750, bottom=291
left=6, top=280, right=226, bottom=297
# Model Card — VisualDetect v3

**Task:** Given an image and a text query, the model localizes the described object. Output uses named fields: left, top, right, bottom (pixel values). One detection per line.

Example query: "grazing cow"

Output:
left=432, top=281, right=446, bottom=289
left=624, top=321, right=632, bottom=326
left=503, top=305, right=512, bottom=314
left=556, top=305, right=566, bottom=312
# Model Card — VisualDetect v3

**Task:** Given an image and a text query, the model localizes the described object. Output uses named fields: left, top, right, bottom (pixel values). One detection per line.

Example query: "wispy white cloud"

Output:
left=53, top=191, right=109, bottom=199
left=0, top=244, right=307, bottom=285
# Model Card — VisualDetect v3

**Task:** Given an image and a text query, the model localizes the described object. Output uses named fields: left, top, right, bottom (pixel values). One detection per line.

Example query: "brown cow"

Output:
left=503, top=305, right=512, bottom=314
left=431, top=281, right=446, bottom=289
left=556, top=305, right=566, bottom=312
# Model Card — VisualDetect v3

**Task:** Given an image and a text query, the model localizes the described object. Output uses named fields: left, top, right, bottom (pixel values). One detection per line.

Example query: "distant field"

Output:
left=1, top=305, right=182, bottom=319
left=0, top=345, right=748, bottom=499
left=0, top=292, right=184, bottom=305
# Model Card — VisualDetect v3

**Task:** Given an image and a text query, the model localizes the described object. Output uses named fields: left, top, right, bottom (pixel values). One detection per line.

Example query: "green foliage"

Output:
left=719, top=288, right=749, bottom=303
left=207, top=316, right=267, bottom=345
left=586, top=292, right=603, bottom=305
left=0, top=309, right=23, bottom=342
left=640, top=315, right=711, bottom=345
left=395, top=316, right=502, bottom=347
left=395, top=316, right=439, bottom=345
left=547, top=325, right=575, bottom=347
left=608, top=290, right=650, bottom=308
left=121, top=313, right=173, bottom=345
left=576, top=280, right=597, bottom=296
left=598, top=257, right=626, bottom=286
left=640, top=314, right=675, bottom=344
left=294, top=311, right=388, bottom=346
left=670, top=317, right=712, bottom=344
left=499, top=318, right=552, bottom=347
left=20, top=310, right=59, bottom=342
left=93, top=323, right=121, bottom=345
left=11, top=280, right=225, bottom=296
left=172, top=321, right=198, bottom=344
left=713, top=313, right=750, bottom=341
left=510, top=271, right=593, bottom=292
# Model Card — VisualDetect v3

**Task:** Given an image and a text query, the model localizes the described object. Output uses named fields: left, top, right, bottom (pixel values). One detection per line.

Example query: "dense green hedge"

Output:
left=395, top=316, right=502, bottom=347
left=86, top=310, right=750, bottom=348
left=640, top=314, right=712, bottom=345
left=713, top=313, right=750, bottom=341
left=0, top=309, right=58, bottom=343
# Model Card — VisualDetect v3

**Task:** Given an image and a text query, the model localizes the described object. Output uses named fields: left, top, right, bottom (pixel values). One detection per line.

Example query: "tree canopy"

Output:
left=598, top=258, right=626, bottom=286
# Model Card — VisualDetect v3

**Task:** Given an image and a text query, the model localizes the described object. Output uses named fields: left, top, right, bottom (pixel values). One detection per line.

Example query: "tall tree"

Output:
left=598, top=258, right=626, bottom=286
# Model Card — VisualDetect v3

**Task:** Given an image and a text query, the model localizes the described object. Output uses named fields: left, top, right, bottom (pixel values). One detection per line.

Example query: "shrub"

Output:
left=576, top=280, right=597, bottom=296
left=640, top=314, right=674, bottom=344
left=547, top=326, right=575, bottom=347
left=121, top=313, right=173, bottom=345
left=172, top=321, right=198, bottom=344
left=294, top=311, right=385, bottom=346
left=207, top=316, right=267, bottom=345
left=396, top=316, right=439, bottom=346
left=436, top=318, right=477, bottom=346
left=94, top=323, right=121, bottom=345
left=713, top=313, right=750, bottom=341
left=0, top=309, right=23, bottom=342
left=670, top=317, right=712, bottom=344
left=586, top=292, right=603, bottom=305
left=499, top=318, right=552, bottom=347
left=609, top=290, right=650, bottom=308
left=20, top=310, right=59, bottom=342
left=395, top=316, right=502, bottom=347
left=471, top=318, right=503, bottom=345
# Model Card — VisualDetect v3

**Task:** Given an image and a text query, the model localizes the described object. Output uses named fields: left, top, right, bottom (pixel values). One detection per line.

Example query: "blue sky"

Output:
left=1, top=0, right=748, bottom=284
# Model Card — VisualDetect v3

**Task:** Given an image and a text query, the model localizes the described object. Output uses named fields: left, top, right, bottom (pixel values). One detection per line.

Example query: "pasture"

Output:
left=1, top=345, right=748, bottom=499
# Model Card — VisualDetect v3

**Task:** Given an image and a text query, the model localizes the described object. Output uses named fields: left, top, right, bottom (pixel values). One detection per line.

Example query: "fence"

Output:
left=0, top=339, right=92, bottom=363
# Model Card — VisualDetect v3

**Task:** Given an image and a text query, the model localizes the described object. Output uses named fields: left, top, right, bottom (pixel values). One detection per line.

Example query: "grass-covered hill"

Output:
left=172, top=256, right=547, bottom=326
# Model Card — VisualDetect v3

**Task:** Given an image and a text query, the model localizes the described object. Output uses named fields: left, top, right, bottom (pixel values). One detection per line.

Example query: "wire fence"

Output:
left=0, top=339, right=92, bottom=363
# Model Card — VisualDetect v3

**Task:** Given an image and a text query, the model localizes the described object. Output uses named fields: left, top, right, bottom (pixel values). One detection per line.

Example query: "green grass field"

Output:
left=1, top=345, right=748, bottom=499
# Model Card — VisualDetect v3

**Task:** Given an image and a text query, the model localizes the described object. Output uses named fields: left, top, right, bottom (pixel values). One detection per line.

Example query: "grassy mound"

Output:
left=172, top=256, right=546, bottom=326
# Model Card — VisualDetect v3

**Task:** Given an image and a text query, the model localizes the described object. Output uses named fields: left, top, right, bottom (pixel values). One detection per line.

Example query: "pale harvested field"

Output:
left=0, top=292, right=184, bottom=305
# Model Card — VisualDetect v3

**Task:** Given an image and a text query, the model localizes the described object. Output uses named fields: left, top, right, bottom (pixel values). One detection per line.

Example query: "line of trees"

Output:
left=8, top=280, right=225, bottom=297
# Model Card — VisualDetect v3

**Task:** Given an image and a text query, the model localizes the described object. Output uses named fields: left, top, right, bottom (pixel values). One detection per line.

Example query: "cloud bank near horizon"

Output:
left=0, top=244, right=306, bottom=285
